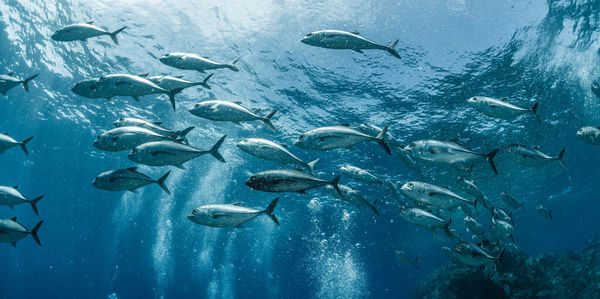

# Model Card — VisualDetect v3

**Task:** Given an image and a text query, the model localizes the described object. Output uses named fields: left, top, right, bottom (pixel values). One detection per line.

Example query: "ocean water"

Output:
left=1, top=0, right=599, bottom=298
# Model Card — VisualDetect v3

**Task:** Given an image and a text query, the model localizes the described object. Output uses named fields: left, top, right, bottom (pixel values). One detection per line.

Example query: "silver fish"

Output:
left=295, top=125, right=391, bottom=154
left=400, top=181, right=476, bottom=210
left=189, top=100, right=277, bottom=131
left=406, top=139, right=499, bottom=174
left=113, top=117, right=195, bottom=140
left=395, top=250, right=420, bottom=270
left=93, top=126, right=177, bottom=152
left=147, top=73, right=212, bottom=91
left=456, top=177, right=490, bottom=209
left=467, top=96, right=540, bottom=123
left=237, top=138, right=318, bottom=173
left=245, top=169, right=342, bottom=196
left=0, top=72, right=38, bottom=95
left=398, top=206, right=452, bottom=237
left=501, top=192, right=523, bottom=209
left=159, top=53, right=240, bottom=72
left=301, top=30, right=400, bottom=58
left=576, top=126, right=600, bottom=145
left=450, top=241, right=504, bottom=267
left=187, top=197, right=279, bottom=228
left=504, top=144, right=567, bottom=171
left=51, top=22, right=126, bottom=45
left=92, top=167, right=171, bottom=194
left=0, top=217, right=43, bottom=247
left=128, top=136, right=226, bottom=168
left=325, top=184, right=378, bottom=215
left=339, top=165, right=382, bottom=184
left=464, top=216, right=484, bottom=236
left=0, top=133, right=33, bottom=155
left=0, top=186, right=43, bottom=215
left=536, top=205, right=553, bottom=220
left=491, top=207, right=515, bottom=241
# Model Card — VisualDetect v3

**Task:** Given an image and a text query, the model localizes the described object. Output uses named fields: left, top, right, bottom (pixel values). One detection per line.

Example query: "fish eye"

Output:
left=298, top=135, right=304, bottom=140
left=306, top=33, right=312, bottom=37
left=408, top=183, right=413, bottom=188
left=409, top=142, right=415, bottom=147
left=594, top=82, right=599, bottom=88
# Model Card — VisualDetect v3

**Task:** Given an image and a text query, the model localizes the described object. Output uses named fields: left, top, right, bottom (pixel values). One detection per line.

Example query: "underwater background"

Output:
left=1, top=0, right=600, bottom=298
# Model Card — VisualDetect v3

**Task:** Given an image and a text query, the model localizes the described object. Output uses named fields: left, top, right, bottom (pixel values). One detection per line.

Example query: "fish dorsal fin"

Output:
left=7, top=72, right=14, bottom=76
left=13, top=185, right=18, bottom=189
left=152, top=122, right=162, bottom=125
left=233, top=101, right=243, bottom=105
left=126, top=167, right=138, bottom=171
left=339, top=123, right=351, bottom=127
left=350, top=31, right=360, bottom=35
left=173, top=75, right=184, bottom=79
left=281, top=144, right=289, bottom=148
left=230, top=202, right=243, bottom=206
left=499, top=97, right=507, bottom=101
left=86, top=21, right=94, bottom=24
left=10, top=216, right=17, bottom=221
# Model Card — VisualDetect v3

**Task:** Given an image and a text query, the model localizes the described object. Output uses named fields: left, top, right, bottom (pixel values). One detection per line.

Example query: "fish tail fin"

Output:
left=531, top=102, right=541, bottom=124
left=375, top=126, right=392, bottom=155
left=199, top=73, right=213, bottom=89
left=226, top=57, right=241, bottom=71
left=306, top=158, right=319, bottom=175
left=156, top=171, right=171, bottom=195
left=168, top=87, right=184, bottom=111
left=208, top=135, right=227, bottom=163
left=261, top=110, right=277, bottom=131
left=487, top=148, right=499, bottom=174
left=172, top=126, right=195, bottom=139
left=386, top=40, right=401, bottom=59
left=263, top=197, right=280, bottom=226
left=443, top=217, right=453, bottom=238
left=109, top=26, right=127, bottom=45
left=330, top=175, right=343, bottom=198
left=473, top=198, right=479, bottom=216
left=21, top=74, right=39, bottom=92
left=20, top=136, right=34, bottom=155
left=29, top=195, right=43, bottom=215
left=556, top=147, right=568, bottom=171
left=31, top=220, right=43, bottom=246
left=369, top=199, right=379, bottom=216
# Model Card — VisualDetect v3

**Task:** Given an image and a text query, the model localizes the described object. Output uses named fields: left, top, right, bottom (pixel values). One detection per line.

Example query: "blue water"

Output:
left=1, top=0, right=599, bottom=298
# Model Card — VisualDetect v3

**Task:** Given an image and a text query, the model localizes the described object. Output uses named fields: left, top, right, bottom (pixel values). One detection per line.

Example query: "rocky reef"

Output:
left=412, top=234, right=600, bottom=298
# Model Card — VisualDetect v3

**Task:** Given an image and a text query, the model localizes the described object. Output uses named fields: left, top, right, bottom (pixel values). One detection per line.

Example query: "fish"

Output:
left=245, top=168, right=342, bottom=197
left=464, top=216, right=484, bottom=236
left=93, top=126, right=179, bottom=152
left=456, top=177, right=490, bottom=209
left=501, top=192, right=524, bottom=209
left=405, top=139, right=499, bottom=174
left=491, top=207, right=515, bottom=241
left=592, top=81, right=600, bottom=98
left=0, top=186, right=43, bottom=215
left=113, top=117, right=195, bottom=140
left=236, top=138, right=318, bottom=174
left=325, top=184, right=379, bottom=215
left=504, top=144, right=567, bottom=171
left=398, top=206, right=452, bottom=237
left=492, top=207, right=514, bottom=225
left=189, top=100, right=277, bottom=131
left=339, top=165, right=383, bottom=184
left=92, top=168, right=171, bottom=195
left=450, top=241, right=504, bottom=267
left=400, top=181, right=476, bottom=210
left=0, top=217, right=43, bottom=247
left=294, top=125, right=391, bottom=154
left=51, top=22, right=126, bottom=45
left=71, top=74, right=183, bottom=110
left=0, top=133, right=34, bottom=155
left=159, top=53, right=240, bottom=72
left=128, top=135, right=226, bottom=168
left=0, top=72, right=38, bottom=96
left=187, top=197, right=280, bottom=228
left=146, top=73, right=213, bottom=91
left=576, top=126, right=600, bottom=145
left=301, top=30, right=400, bottom=58
left=357, top=124, right=419, bottom=169
left=467, top=96, right=540, bottom=123
left=536, top=205, right=553, bottom=220
left=395, top=250, right=420, bottom=270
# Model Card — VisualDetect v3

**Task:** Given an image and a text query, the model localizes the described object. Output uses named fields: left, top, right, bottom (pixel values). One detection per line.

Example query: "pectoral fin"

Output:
left=212, top=213, right=228, bottom=219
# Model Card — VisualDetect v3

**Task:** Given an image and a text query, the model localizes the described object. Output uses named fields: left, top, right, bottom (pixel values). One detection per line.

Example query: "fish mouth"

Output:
left=186, top=214, right=194, bottom=220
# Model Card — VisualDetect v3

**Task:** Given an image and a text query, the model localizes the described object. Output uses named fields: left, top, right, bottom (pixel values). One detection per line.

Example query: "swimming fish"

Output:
left=51, top=22, right=126, bottom=45
left=467, top=96, right=540, bottom=123
left=504, top=144, right=567, bottom=171
left=187, top=197, right=279, bottom=228
left=406, top=139, right=499, bottom=174
left=0, top=186, right=43, bottom=215
left=146, top=73, right=213, bottom=91
left=160, top=53, right=240, bottom=72
left=0, top=72, right=38, bottom=96
left=113, top=117, right=195, bottom=140
left=0, top=217, right=43, bottom=247
left=325, top=184, right=379, bottom=215
left=301, top=30, right=400, bottom=58
left=189, top=100, right=277, bottom=131
left=237, top=138, right=318, bottom=173
left=450, top=241, right=504, bottom=267
left=536, top=205, right=553, bottom=220
left=398, top=206, right=452, bottom=237
left=128, top=135, right=226, bottom=168
left=576, top=126, right=600, bottom=145
left=0, top=133, right=34, bottom=155
left=92, top=168, right=171, bottom=195
left=93, top=126, right=179, bottom=152
left=339, top=165, right=383, bottom=184
left=295, top=125, right=391, bottom=154
left=395, top=250, right=420, bottom=270
left=245, top=168, right=342, bottom=197
left=501, top=192, right=524, bottom=209
left=400, top=181, right=476, bottom=210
